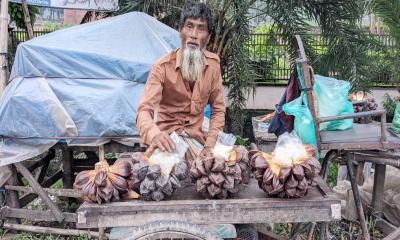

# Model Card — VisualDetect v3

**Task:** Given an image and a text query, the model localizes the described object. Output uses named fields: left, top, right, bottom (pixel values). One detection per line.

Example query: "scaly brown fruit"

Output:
left=249, top=144, right=321, bottom=198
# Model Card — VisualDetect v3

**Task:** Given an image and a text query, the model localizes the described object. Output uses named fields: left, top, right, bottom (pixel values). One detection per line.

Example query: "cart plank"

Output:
left=320, top=124, right=399, bottom=150
left=76, top=177, right=340, bottom=228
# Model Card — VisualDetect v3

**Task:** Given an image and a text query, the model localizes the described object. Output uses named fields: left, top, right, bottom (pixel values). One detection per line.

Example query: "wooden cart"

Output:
left=293, top=35, right=400, bottom=239
left=76, top=177, right=341, bottom=239
left=1, top=140, right=341, bottom=240
left=1, top=141, right=142, bottom=238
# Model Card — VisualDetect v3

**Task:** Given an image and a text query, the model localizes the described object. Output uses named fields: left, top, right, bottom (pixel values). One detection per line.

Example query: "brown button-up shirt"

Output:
left=136, top=48, right=225, bottom=149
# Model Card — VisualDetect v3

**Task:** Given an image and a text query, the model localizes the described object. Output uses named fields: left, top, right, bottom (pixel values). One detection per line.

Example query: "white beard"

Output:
left=180, top=47, right=204, bottom=82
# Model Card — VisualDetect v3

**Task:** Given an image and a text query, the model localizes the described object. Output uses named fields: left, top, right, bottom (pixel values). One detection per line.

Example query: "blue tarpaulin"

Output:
left=0, top=12, right=180, bottom=166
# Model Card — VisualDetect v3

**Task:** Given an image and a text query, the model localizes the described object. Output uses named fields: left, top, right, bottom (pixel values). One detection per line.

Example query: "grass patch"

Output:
left=13, top=232, right=93, bottom=240
left=327, top=162, right=339, bottom=188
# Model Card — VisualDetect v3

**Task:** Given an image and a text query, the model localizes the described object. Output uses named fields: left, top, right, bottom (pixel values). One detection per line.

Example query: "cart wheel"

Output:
left=122, top=220, right=222, bottom=240
left=236, top=224, right=259, bottom=240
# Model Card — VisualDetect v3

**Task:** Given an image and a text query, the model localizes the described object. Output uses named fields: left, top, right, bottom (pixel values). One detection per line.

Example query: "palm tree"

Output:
left=371, top=0, right=400, bottom=45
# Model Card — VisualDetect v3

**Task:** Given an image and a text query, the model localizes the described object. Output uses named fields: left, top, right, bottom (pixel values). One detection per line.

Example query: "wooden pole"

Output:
left=3, top=223, right=101, bottom=238
left=346, top=153, right=370, bottom=240
left=20, top=0, right=33, bottom=39
left=1, top=206, right=77, bottom=223
left=0, top=0, right=9, bottom=95
left=4, top=185, right=83, bottom=198
left=384, top=227, right=400, bottom=240
left=98, top=144, right=105, bottom=162
left=5, top=165, right=20, bottom=224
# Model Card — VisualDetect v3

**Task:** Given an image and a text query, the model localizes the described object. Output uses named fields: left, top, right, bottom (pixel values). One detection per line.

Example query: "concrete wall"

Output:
left=63, top=9, right=87, bottom=25
left=224, top=86, right=399, bottom=110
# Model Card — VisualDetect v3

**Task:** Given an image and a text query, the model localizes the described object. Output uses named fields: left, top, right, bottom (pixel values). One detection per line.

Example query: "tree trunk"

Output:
left=21, top=0, right=34, bottom=39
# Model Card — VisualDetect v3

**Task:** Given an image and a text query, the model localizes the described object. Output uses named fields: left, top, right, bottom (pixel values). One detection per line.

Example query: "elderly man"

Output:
left=136, top=2, right=225, bottom=157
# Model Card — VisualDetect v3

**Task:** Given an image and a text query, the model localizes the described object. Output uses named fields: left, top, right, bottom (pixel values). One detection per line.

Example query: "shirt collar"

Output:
left=174, top=48, right=210, bottom=71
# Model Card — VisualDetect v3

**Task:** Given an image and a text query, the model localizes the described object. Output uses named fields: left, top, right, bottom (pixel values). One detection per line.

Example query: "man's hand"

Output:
left=199, top=147, right=212, bottom=158
left=149, top=131, right=176, bottom=153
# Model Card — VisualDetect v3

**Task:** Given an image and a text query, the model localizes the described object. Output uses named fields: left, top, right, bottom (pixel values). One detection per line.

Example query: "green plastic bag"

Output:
left=282, top=92, right=317, bottom=148
left=313, top=75, right=354, bottom=131
left=391, top=103, right=400, bottom=133
left=282, top=64, right=317, bottom=148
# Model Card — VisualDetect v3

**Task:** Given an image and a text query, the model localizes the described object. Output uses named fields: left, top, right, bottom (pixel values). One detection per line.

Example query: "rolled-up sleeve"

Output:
left=204, top=66, right=225, bottom=149
left=136, top=64, right=164, bottom=146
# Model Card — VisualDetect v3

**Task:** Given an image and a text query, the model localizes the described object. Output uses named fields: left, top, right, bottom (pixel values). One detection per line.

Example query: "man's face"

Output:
left=180, top=17, right=210, bottom=50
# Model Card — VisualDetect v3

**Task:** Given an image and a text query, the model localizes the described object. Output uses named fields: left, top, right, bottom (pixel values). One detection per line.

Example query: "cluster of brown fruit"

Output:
left=73, top=157, right=138, bottom=204
left=353, top=98, right=378, bottom=113
left=189, top=145, right=250, bottom=199
left=249, top=144, right=321, bottom=198
left=74, top=151, right=188, bottom=203
left=74, top=140, right=323, bottom=203
left=123, top=152, right=188, bottom=201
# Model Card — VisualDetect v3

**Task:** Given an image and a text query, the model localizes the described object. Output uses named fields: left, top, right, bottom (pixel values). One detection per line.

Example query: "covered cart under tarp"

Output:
left=0, top=12, right=180, bottom=168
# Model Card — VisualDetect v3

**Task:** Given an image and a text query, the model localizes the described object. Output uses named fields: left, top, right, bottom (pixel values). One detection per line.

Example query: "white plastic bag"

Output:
left=149, top=132, right=188, bottom=176
left=273, top=131, right=308, bottom=167
left=212, top=132, right=237, bottom=161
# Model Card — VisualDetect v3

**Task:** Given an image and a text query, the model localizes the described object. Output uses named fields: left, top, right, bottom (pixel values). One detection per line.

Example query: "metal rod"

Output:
left=318, top=110, right=385, bottom=123
left=361, top=151, right=400, bottom=159
left=353, top=153, right=400, bottom=169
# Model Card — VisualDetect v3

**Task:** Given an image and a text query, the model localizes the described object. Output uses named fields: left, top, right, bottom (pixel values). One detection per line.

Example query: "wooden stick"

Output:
left=5, top=165, right=20, bottom=224
left=1, top=206, right=77, bottom=223
left=307, top=222, right=316, bottom=240
left=384, top=227, right=400, bottom=240
left=14, top=162, right=65, bottom=223
left=99, top=227, right=105, bottom=240
left=20, top=169, right=63, bottom=207
left=4, top=185, right=82, bottom=198
left=98, top=145, right=105, bottom=162
left=3, top=223, right=101, bottom=238
left=259, top=112, right=275, bottom=122
left=346, top=153, right=370, bottom=240
left=0, top=0, right=9, bottom=94
left=372, top=164, right=386, bottom=217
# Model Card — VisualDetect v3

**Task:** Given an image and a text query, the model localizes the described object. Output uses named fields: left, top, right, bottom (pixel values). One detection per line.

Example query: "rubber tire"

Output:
left=122, top=220, right=222, bottom=240
left=236, top=224, right=259, bottom=240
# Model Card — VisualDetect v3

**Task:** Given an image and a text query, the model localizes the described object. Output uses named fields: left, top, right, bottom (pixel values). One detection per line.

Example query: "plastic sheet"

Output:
left=0, top=12, right=180, bottom=167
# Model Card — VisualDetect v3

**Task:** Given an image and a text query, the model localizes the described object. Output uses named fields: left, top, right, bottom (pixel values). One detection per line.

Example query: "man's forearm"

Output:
left=136, top=111, right=161, bottom=146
